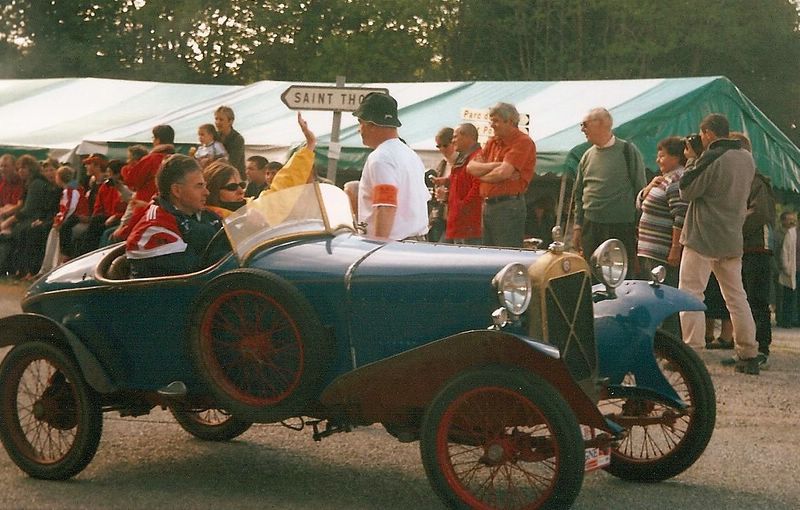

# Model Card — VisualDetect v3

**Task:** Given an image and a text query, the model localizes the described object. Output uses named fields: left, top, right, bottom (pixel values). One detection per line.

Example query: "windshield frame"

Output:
left=223, top=181, right=357, bottom=264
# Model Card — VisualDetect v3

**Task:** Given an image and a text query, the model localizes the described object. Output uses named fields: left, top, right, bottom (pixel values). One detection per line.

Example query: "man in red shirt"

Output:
left=78, top=154, right=124, bottom=253
left=122, top=125, right=175, bottom=205
left=467, top=103, right=536, bottom=247
left=436, top=123, right=482, bottom=244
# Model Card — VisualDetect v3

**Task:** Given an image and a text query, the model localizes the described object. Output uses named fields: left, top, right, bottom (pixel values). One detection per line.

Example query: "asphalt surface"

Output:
left=0, top=280, right=798, bottom=509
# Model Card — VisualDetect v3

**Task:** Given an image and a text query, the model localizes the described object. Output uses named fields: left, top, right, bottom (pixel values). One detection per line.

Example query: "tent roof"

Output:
left=1, top=76, right=798, bottom=192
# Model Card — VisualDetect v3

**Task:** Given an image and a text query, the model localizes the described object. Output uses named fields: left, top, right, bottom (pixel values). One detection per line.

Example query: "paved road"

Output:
left=0, top=281, right=798, bottom=509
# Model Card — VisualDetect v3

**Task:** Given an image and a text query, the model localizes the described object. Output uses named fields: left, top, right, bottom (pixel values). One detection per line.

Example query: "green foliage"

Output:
left=0, top=0, right=798, bottom=142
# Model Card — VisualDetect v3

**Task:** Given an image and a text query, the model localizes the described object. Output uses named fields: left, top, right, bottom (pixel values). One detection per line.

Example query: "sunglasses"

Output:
left=221, top=181, right=247, bottom=191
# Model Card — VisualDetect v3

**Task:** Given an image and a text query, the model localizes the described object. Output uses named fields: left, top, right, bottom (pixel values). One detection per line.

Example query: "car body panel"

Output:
left=320, top=329, right=612, bottom=433
left=20, top=233, right=545, bottom=395
left=0, top=312, right=117, bottom=393
left=594, top=280, right=706, bottom=406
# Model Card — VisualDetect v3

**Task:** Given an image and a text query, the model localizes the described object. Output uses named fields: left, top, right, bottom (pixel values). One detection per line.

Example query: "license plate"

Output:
left=582, top=425, right=611, bottom=471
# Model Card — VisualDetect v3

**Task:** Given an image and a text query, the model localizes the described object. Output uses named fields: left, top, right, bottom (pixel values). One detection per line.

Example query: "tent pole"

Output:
left=556, top=173, right=567, bottom=233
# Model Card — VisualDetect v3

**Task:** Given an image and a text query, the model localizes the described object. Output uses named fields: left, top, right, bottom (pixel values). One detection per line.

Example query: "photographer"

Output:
left=678, top=113, right=761, bottom=375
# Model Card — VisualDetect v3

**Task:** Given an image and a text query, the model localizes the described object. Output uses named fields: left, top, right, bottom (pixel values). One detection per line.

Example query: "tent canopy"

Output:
left=1, top=76, right=798, bottom=192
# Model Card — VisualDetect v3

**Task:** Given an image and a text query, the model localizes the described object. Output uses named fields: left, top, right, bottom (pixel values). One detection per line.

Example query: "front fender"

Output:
left=593, top=281, right=704, bottom=407
left=320, top=329, right=612, bottom=433
left=0, top=313, right=117, bottom=394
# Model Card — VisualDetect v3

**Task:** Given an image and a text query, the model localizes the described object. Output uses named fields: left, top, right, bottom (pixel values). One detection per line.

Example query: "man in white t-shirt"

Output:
left=354, top=92, right=429, bottom=240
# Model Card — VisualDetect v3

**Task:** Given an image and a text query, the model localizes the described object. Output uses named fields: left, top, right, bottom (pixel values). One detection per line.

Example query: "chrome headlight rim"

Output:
left=589, top=239, right=628, bottom=289
left=491, top=262, right=532, bottom=316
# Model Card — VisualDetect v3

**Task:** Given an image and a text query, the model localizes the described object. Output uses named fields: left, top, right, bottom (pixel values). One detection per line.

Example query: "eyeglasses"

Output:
left=579, top=120, right=597, bottom=129
left=436, top=142, right=451, bottom=148
left=221, top=181, right=247, bottom=191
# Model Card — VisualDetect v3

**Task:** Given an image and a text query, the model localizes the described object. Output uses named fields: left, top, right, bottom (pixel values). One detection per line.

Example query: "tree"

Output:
left=0, top=0, right=798, bottom=143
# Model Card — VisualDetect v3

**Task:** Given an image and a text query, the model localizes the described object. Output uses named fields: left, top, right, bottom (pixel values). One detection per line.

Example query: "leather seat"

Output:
left=107, top=255, right=131, bottom=280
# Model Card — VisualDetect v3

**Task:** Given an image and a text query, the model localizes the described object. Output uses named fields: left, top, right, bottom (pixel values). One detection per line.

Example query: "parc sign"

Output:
left=281, top=85, right=389, bottom=112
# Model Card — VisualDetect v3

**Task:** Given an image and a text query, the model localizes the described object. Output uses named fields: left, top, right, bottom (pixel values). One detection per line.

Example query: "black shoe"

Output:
left=706, top=338, right=734, bottom=350
left=720, top=355, right=738, bottom=366
left=734, top=357, right=760, bottom=375
left=756, top=353, right=769, bottom=370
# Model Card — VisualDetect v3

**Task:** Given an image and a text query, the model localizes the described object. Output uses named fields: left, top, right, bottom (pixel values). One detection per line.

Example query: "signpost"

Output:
left=280, top=84, right=388, bottom=112
left=281, top=79, right=389, bottom=184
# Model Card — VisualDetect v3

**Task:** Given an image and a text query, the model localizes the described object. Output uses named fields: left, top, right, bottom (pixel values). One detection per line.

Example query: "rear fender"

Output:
left=594, top=281, right=704, bottom=407
left=319, top=329, right=611, bottom=433
left=0, top=313, right=117, bottom=393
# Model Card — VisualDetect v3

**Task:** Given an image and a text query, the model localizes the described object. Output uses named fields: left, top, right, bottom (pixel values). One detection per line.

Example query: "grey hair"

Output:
left=489, top=102, right=520, bottom=125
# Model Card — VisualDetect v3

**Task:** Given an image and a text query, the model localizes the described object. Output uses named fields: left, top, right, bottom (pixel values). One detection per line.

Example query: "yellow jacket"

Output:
left=260, top=147, right=315, bottom=197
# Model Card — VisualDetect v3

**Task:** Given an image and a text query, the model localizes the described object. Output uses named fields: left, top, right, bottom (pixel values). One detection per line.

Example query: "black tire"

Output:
left=0, top=341, right=103, bottom=480
left=601, top=330, right=716, bottom=482
left=188, top=269, right=332, bottom=423
left=170, top=407, right=252, bottom=441
left=420, top=366, right=585, bottom=510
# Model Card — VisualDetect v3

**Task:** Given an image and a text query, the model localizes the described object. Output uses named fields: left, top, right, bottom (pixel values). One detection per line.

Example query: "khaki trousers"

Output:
left=679, top=246, right=758, bottom=359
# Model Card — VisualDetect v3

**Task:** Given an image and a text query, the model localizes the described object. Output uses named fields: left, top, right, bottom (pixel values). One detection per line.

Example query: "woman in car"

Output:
left=203, top=160, right=247, bottom=219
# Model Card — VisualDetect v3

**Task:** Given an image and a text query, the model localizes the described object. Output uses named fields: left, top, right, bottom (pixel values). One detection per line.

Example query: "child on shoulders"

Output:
left=192, top=123, right=228, bottom=168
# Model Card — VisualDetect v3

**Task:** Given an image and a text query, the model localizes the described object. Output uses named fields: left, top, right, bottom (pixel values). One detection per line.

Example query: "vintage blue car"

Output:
left=0, top=182, right=715, bottom=509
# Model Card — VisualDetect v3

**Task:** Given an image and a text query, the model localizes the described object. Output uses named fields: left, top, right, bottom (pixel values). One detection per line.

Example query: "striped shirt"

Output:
left=636, top=167, right=687, bottom=263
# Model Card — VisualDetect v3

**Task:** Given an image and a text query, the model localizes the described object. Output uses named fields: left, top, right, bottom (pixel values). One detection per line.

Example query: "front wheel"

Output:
left=600, top=330, right=716, bottom=482
left=420, top=366, right=585, bottom=510
left=170, top=407, right=252, bottom=441
left=0, top=341, right=103, bottom=480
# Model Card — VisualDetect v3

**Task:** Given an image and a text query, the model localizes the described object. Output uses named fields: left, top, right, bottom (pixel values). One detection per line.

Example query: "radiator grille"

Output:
left=544, top=271, right=596, bottom=382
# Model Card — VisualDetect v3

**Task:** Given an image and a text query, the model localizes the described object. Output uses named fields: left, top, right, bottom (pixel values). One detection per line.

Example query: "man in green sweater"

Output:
left=572, top=107, right=646, bottom=265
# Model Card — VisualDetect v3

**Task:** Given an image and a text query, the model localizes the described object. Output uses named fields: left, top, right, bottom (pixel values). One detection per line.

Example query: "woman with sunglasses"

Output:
left=202, top=112, right=319, bottom=221
left=203, top=160, right=247, bottom=218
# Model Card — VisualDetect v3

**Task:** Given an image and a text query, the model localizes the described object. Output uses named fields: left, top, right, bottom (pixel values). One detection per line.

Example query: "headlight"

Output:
left=590, top=239, right=628, bottom=289
left=492, top=263, right=532, bottom=316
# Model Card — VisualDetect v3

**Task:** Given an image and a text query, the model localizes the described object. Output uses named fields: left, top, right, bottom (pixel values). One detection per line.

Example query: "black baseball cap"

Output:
left=352, top=92, right=401, bottom=128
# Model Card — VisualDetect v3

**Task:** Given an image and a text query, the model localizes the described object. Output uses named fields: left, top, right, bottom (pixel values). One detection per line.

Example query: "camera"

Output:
left=684, top=133, right=703, bottom=155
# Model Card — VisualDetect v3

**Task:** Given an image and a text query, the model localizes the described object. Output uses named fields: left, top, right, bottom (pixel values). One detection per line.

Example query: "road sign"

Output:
left=281, top=85, right=389, bottom=112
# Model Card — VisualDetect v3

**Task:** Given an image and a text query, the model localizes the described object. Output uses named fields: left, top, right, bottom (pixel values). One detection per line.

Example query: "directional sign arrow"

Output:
left=280, top=85, right=389, bottom=112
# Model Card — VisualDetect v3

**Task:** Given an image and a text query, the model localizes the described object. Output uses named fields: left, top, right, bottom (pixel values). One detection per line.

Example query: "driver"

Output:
left=125, top=155, right=223, bottom=278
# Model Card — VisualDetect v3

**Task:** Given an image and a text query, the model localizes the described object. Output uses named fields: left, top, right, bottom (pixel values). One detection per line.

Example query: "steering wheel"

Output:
left=200, top=228, right=233, bottom=267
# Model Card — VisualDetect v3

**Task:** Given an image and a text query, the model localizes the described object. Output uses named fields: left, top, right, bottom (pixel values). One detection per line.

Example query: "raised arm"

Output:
left=297, top=112, right=316, bottom=152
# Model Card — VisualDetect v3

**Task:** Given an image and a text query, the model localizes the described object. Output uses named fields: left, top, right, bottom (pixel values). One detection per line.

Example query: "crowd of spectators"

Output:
left=428, top=108, right=794, bottom=376
left=0, top=104, right=283, bottom=280
left=1, top=101, right=797, bottom=376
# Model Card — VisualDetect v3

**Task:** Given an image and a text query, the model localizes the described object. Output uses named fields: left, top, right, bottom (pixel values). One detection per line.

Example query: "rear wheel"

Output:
left=600, top=330, right=716, bottom=481
left=170, top=407, right=252, bottom=441
left=420, top=366, right=585, bottom=510
left=0, top=341, right=103, bottom=480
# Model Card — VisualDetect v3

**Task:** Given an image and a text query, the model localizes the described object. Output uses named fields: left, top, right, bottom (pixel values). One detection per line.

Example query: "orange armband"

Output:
left=372, top=184, right=398, bottom=207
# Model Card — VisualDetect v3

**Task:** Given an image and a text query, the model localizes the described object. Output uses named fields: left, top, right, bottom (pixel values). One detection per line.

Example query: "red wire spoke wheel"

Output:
left=189, top=269, right=331, bottom=423
left=170, top=407, right=252, bottom=441
left=201, top=289, right=304, bottom=406
left=599, top=330, right=716, bottom=482
left=420, top=366, right=584, bottom=510
left=0, top=341, right=102, bottom=480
